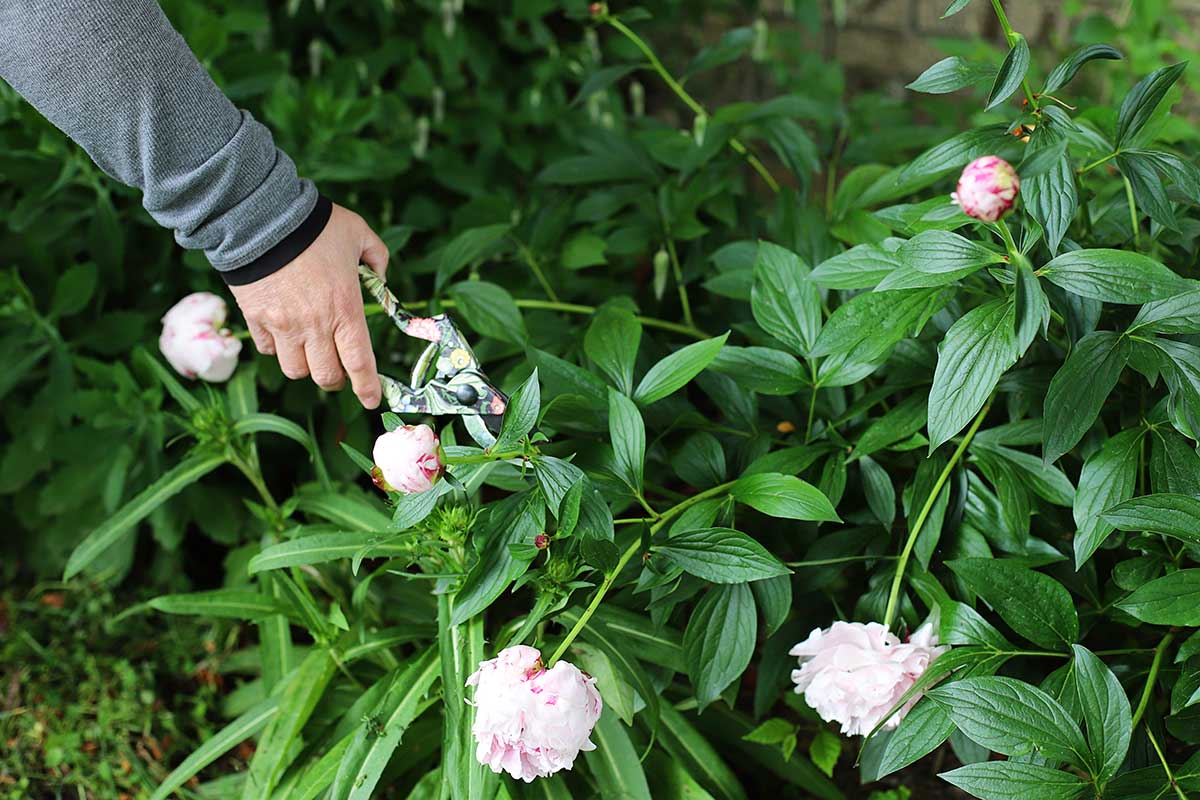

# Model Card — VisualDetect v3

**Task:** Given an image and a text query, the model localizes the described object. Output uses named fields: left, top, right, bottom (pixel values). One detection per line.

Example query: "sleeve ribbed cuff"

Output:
left=218, top=195, right=332, bottom=286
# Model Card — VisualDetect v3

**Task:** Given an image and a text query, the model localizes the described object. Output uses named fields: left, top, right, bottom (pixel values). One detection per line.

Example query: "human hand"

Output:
left=230, top=203, right=389, bottom=408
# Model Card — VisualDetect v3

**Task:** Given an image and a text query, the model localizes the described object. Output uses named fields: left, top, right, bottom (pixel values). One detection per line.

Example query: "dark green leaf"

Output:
left=1043, top=44, right=1123, bottom=93
left=1116, top=569, right=1200, bottom=626
left=1071, top=645, right=1131, bottom=782
left=928, top=300, right=1016, bottom=450
left=1116, top=62, right=1188, bottom=148
left=447, top=280, right=527, bottom=345
left=684, top=583, right=757, bottom=709
left=947, top=559, right=1079, bottom=650
left=928, top=676, right=1092, bottom=769
left=1073, top=428, right=1142, bottom=567
left=907, top=57, right=996, bottom=94
left=634, top=333, right=729, bottom=404
left=986, top=36, right=1031, bottom=111
left=1043, top=332, right=1128, bottom=463
left=657, top=527, right=790, bottom=583
left=585, top=305, right=641, bottom=394
left=940, top=762, right=1090, bottom=800
left=1102, top=493, right=1200, bottom=547
left=751, top=241, right=821, bottom=356
left=1040, top=249, right=1189, bottom=305
left=608, top=387, right=645, bottom=494
left=731, top=473, right=840, bottom=522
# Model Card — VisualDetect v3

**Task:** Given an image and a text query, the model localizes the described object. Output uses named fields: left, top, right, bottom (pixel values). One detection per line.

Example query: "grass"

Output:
left=0, top=584, right=238, bottom=799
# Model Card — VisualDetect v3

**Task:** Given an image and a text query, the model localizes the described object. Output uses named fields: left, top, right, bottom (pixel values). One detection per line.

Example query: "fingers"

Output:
left=334, top=316, right=382, bottom=408
left=275, top=335, right=310, bottom=380
left=305, top=336, right=346, bottom=392
left=247, top=318, right=275, bottom=356
left=360, top=226, right=390, bottom=277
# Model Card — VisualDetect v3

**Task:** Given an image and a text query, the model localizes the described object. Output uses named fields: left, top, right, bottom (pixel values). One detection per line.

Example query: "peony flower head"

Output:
left=372, top=424, right=444, bottom=494
left=466, top=645, right=603, bottom=782
left=951, top=155, right=1019, bottom=222
left=159, top=292, right=242, bottom=383
left=790, top=621, right=947, bottom=737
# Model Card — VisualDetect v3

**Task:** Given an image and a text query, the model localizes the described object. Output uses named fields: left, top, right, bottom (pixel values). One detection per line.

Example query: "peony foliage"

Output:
left=5, top=1, right=1200, bottom=798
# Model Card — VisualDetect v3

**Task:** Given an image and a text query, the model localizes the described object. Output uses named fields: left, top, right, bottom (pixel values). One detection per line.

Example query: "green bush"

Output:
left=4, top=1, right=1200, bottom=798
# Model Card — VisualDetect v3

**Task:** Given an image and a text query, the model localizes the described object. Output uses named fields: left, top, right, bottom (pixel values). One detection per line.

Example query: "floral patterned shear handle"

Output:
left=359, top=265, right=508, bottom=449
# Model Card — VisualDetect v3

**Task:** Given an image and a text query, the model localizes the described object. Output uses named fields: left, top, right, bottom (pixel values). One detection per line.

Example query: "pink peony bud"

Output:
left=951, top=155, right=1019, bottom=222
left=789, top=621, right=948, bottom=737
left=372, top=424, right=444, bottom=494
left=466, top=645, right=603, bottom=782
left=159, top=292, right=242, bottom=383
left=534, top=533, right=550, bottom=549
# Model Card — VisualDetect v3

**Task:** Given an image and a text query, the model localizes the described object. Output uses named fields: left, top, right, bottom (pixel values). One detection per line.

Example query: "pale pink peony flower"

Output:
left=466, top=644, right=603, bottom=782
left=372, top=424, right=444, bottom=494
left=951, top=155, right=1019, bottom=222
left=790, top=621, right=948, bottom=737
left=159, top=292, right=242, bottom=383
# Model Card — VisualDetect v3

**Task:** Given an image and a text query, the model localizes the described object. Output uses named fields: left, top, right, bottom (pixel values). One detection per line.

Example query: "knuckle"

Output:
left=312, top=368, right=343, bottom=387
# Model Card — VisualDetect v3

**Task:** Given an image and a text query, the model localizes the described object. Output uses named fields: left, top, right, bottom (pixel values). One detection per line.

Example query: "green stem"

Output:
left=995, top=218, right=1020, bottom=258
left=1124, top=174, right=1142, bottom=250
left=1147, top=725, right=1190, bottom=800
left=989, top=0, right=1038, bottom=109
left=786, top=554, right=898, bottom=568
left=510, top=236, right=560, bottom=303
left=1079, top=152, right=1118, bottom=174
left=606, top=17, right=781, bottom=193
left=546, top=480, right=738, bottom=665
left=663, top=233, right=695, bottom=330
left=367, top=299, right=710, bottom=340
left=443, top=449, right=526, bottom=465
left=882, top=397, right=993, bottom=629
left=234, top=458, right=280, bottom=514
left=1132, top=633, right=1174, bottom=728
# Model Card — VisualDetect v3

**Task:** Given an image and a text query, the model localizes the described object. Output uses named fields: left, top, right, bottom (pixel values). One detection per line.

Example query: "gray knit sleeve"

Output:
left=0, top=0, right=322, bottom=281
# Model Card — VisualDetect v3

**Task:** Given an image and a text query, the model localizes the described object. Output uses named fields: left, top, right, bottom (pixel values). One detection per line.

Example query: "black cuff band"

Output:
left=218, top=196, right=333, bottom=286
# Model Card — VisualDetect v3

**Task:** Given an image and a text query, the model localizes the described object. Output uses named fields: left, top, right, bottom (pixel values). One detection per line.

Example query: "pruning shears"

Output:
left=359, top=265, right=508, bottom=449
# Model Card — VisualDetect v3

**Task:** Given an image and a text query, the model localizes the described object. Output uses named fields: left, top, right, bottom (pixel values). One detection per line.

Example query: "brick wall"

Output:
left=758, top=1, right=1198, bottom=92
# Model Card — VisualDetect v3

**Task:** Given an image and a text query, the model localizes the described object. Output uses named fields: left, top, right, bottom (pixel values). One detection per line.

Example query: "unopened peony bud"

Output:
left=534, top=533, right=550, bottom=550
left=589, top=2, right=607, bottom=19
left=951, top=155, right=1019, bottom=222
left=790, top=621, right=947, bottom=737
left=372, top=424, right=444, bottom=494
left=159, top=293, right=242, bottom=383
left=466, top=645, right=602, bottom=782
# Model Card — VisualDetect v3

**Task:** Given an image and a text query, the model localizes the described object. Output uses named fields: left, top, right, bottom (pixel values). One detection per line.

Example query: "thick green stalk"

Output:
left=1132, top=633, right=1174, bottom=728
left=883, top=397, right=993, bottom=629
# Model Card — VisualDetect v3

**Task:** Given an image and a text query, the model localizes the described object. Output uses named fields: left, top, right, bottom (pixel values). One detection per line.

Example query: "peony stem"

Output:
left=882, top=396, right=993, bottom=630
left=1146, top=725, right=1189, bottom=800
left=443, top=449, right=526, bottom=465
left=546, top=479, right=739, bottom=665
left=605, top=17, right=782, bottom=194
left=1132, top=632, right=1174, bottom=728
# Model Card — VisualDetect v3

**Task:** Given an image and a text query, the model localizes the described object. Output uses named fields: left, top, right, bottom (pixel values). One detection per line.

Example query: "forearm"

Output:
left=0, top=0, right=326, bottom=283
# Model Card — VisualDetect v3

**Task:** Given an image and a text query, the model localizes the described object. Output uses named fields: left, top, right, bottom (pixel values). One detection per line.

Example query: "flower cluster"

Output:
left=372, top=424, right=444, bottom=494
left=466, top=645, right=602, bottom=782
left=789, top=621, right=947, bottom=736
left=158, top=292, right=242, bottom=383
